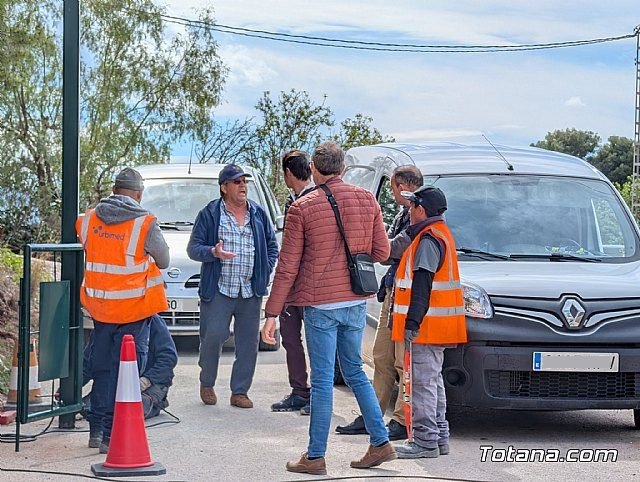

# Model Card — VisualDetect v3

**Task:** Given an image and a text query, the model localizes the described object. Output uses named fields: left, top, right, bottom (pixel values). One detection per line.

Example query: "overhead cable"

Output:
left=152, top=11, right=637, bottom=54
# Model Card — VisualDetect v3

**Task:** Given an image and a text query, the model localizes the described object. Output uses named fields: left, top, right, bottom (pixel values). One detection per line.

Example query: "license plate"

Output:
left=167, top=298, right=200, bottom=312
left=533, top=352, right=619, bottom=372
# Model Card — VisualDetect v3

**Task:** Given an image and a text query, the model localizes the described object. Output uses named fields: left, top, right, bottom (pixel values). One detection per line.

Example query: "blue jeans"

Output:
left=304, top=303, right=388, bottom=458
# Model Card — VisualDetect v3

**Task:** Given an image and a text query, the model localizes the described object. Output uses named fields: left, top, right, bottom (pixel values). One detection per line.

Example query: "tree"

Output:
left=0, top=0, right=63, bottom=249
left=531, top=128, right=600, bottom=160
left=250, top=89, right=334, bottom=201
left=79, top=1, right=227, bottom=206
left=195, top=118, right=255, bottom=164
left=589, top=136, right=633, bottom=185
left=191, top=90, right=394, bottom=204
left=332, top=113, right=395, bottom=150
left=0, top=0, right=227, bottom=249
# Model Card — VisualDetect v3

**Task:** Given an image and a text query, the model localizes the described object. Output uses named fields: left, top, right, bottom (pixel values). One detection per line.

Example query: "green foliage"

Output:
left=377, top=180, right=397, bottom=226
left=0, top=248, right=22, bottom=281
left=531, top=128, right=600, bottom=160
left=0, top=0, right=227, bottom=248
left=589, top=136, right=633, bottom=185
left=331, top=114, right=395, bottom=150
left=250, top=90, right=334, bottom=202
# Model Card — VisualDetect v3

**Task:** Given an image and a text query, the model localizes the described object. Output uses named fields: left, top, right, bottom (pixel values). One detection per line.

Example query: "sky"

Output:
left=159, top=0, right=639, bottom=160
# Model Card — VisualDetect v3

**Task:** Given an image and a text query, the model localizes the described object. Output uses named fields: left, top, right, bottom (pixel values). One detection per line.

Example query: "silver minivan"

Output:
left=345, top=142, right=640, bottom=425
left=122, top=164, right=283, bottom=349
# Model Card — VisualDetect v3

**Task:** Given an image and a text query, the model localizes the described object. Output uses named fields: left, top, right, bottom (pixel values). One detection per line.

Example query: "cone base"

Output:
left=91, top=462, right=166, bottom=477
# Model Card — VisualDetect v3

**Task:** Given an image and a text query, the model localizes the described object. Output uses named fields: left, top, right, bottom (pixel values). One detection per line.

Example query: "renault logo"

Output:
left=561, top=299, right=586, bottom=329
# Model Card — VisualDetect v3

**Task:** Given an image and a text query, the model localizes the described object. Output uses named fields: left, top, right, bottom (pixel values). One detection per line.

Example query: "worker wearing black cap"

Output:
left=389, top=186, right=467, bottom=459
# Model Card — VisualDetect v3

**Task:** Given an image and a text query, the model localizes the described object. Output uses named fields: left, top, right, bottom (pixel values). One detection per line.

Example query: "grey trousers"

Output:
left=411, top=344, right=450, bottom=449
left=198, top=292, right=261, bottom=395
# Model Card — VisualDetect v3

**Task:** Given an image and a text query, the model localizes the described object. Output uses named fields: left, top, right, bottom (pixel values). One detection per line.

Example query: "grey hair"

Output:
left=311, top=141, right=344, bottom=175
left=392, top=165, right=423, bottom=189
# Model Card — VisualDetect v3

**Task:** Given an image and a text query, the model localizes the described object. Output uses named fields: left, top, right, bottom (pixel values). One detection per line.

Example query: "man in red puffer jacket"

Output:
left=261, top=141, right=394, bottom=475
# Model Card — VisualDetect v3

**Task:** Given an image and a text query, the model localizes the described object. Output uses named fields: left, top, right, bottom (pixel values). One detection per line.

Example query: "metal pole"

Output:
left=59, top=0, right=81, bottom=429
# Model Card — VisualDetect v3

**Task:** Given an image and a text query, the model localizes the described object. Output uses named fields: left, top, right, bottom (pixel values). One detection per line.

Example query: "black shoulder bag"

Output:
left=319, top=184, right=378, bottom=295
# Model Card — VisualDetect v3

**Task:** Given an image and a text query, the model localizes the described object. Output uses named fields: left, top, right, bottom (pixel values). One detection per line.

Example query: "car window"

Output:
left=141, top=179, right=260, bottom=224
left=435, top=175, right=640, bottom=263
left=377, top=177, right=397, bottom=226
left=593, top=198, right=628, bottom=256
left=342, top=166, right=376, bottom=192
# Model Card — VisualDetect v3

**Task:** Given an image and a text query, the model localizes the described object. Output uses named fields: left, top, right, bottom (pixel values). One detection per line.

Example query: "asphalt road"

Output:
left=1, top=339, right=639, bottom=481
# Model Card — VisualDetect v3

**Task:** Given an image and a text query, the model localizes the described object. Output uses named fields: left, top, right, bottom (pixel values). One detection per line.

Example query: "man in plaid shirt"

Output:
left=187, top=164, right=279, bottom=409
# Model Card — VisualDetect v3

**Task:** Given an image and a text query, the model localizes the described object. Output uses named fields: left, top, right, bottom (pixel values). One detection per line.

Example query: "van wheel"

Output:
left=259, top=328, right=281, bottom=351
left=633, top=409, right=640, bottom=429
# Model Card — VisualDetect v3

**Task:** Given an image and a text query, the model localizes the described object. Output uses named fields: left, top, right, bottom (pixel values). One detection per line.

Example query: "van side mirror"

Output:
left=275, top=215, right=285, bottom=231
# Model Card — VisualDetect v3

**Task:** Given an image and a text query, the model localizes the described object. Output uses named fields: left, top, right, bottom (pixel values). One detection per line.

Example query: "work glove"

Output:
left=140, top=376, right=152, bottom=393
left=404, top=329, right=418, bottom=349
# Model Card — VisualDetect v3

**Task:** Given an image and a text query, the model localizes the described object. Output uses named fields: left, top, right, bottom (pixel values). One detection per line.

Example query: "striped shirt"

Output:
left=217, top=200, right=255, bottom=298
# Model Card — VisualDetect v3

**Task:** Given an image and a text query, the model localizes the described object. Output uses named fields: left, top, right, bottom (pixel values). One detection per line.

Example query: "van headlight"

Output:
left=461, top=282, right=493, bottom=319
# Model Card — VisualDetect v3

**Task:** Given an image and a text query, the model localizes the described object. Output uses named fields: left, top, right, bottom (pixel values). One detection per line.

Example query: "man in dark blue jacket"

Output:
left=83, top=314, right=177, bottom=447
left=187, top=164, right=278, bottom=409
left=140, top=315, right=178, bottom=418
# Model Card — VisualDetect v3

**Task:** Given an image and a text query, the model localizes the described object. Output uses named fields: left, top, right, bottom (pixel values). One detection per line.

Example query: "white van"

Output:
left=345, top=142, right=640, bottom=424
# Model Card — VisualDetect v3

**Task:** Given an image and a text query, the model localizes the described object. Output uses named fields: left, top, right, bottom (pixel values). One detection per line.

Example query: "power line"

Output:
left=151, top=10, right=638, bottom=54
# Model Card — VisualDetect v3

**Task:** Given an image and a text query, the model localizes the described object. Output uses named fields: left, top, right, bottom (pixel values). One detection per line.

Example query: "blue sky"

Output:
left=159, top=0, right=639, bottom=160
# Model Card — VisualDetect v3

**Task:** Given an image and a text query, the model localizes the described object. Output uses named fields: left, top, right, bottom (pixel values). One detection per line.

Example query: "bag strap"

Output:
left=319, top=184, right=356, bottom=268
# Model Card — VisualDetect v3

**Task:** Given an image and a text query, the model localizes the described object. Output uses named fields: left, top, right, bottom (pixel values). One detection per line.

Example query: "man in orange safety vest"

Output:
left=76, top=167, right=169, bottom=453
left=390, top=185, right=467, bottom=459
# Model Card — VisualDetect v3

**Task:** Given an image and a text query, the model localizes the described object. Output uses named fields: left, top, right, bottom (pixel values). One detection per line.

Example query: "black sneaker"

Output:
left=387, top=419, right=408, bottom=441
left=98, top=437, right=110, bottom=454
left=88, top=425, right=103, bottom=448
left=271, top=393, right=310, bottom=412
left=300, top=402, right=310, bottom=416
left=335, top=415, right=368, bottom=435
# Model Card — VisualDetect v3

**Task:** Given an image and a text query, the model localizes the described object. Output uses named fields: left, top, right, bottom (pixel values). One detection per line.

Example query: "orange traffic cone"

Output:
left=91, top=334, right=166, bottom=477
left=5, top=338, right=46, bottom=412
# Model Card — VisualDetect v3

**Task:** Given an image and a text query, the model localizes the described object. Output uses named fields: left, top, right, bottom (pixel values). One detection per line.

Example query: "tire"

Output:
left=633, top=409, right=640, bottom=429
left=259, top=328, right=281, bottom=351
left=333, top=353, right=345, bottom=385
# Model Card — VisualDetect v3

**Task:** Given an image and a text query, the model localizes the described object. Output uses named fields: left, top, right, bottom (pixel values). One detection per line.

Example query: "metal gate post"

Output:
left=59, top=0, right=81, bottom=429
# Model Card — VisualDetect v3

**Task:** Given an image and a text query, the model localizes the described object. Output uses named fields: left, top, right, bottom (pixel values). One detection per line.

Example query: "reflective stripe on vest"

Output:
left=126, top=215, right=146, bottom=261
left=396, top=279, right=460, bottom=290
left=84, top=275, right=164, bottom=300
left=80, top=212, right=91, bottom=247
left=394, top=305, right=465, bottom=316
left=85, top=260, right=150, bottom=275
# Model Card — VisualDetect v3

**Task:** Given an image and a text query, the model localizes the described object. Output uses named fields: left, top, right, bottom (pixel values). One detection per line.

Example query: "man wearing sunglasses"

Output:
left=187, top=164, right=279, bottom=409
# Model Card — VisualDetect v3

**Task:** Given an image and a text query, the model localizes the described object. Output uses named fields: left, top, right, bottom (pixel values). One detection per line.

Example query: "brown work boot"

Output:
left=200, top=386, right=217, bottom=405
left=286, top=452, right=327, bottom=475
left=350, top=442, right=397, bottom=469
left=230, top=394, right=253, bottom=408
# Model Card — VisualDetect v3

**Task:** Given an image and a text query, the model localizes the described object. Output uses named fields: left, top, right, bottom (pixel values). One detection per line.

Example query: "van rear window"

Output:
left=141, top=179, right=260, bottom=225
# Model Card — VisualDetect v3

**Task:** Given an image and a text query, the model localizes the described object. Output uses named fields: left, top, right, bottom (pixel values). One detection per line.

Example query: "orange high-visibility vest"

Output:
left=76, top=209, right=168, bottom=324
left=391, top=221, right=467, bottom=345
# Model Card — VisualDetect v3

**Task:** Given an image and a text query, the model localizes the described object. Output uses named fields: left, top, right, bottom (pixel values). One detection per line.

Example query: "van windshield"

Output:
left=141, top=178, right=260, bottom=226
left=432, top=175, right=639, bottom=263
